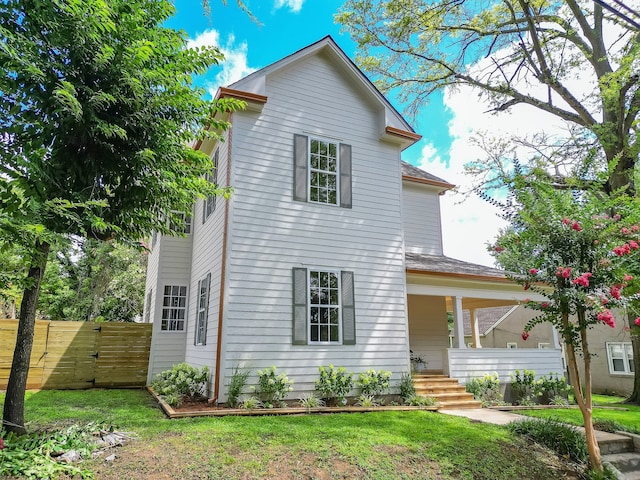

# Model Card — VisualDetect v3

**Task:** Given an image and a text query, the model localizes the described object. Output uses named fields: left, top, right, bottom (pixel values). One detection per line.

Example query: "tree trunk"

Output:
left=627, top=331, right=640, bottom=404
left=2, top=240, right=50, bottom=435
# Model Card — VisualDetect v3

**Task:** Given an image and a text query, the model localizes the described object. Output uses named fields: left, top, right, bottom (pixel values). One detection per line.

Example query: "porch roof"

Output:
left=405, top=253, right=508, bottom=280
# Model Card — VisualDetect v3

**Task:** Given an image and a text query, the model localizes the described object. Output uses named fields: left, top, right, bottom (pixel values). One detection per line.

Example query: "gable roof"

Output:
left=222, top=35, right=421, bottom=150
left=462, top=306, right=518, bottom=336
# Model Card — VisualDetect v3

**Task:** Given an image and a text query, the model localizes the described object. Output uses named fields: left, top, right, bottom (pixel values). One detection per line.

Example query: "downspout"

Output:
left=211, top=113, right=233, bottom=404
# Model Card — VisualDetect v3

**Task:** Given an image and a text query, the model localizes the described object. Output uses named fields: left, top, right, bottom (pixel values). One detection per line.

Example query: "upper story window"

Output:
left=161, top=285, right=187, bottom=331
left=195, top=273, right=211, bottom=346
left=292, top=268, right=355, bottom=346
left=309, top=139, right=338, bottom=205
left=169, top=210, right=192, bottom=234
left=203, top=149, right=218, bottom=223
left=293, top=134, right=352, bottom=208
left=607, top=342, right=634, bottom=375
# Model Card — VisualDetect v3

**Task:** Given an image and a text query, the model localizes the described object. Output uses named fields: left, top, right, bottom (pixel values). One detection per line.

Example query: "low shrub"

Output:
left=240, top=396, right=262, bottom=409
left=227, top=365, right=251, bottom=408
left=508, top=417, right=588, bottom=464
left=151, top=362, right=210, bottom=407
left=466, top=373, right=503, bottom=406
left=356, top=394, right=378, bottom=407
left=315, top=365, right=353, bottom=406
left=406, top=395, right=437, bottom=407
left=357, top=369, right=391, bottom=397
left=255, top=366, right=294, bottom=408
left=399, top=372, right=416, bottom=403
left=536, top=373, right=571, bottom=404
left=511, top=369, right=537, bottom=405
left=298, top=393, right=324, bottom=410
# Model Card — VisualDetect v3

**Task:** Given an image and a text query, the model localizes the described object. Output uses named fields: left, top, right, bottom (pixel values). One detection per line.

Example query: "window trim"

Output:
left=606, top=341, right=634, bottom=375
left=203, top=149, right=219, bottom=223
left=307, top=269, right=342, bottom=345
left=160, top=284, right=188, bottom=332
left=307, top=137, right=339, bottom=206
left=506, top=342, right=518, bottom=349
left=538, top=343, right=551, bottom=349
left=194, top=274, right=211, bottom=346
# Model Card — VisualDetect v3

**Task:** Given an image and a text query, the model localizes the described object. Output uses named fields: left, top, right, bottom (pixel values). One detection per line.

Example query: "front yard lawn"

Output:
left=1, top=389, right=580, bottom=479
left=518, top=394, right=640, bottom=433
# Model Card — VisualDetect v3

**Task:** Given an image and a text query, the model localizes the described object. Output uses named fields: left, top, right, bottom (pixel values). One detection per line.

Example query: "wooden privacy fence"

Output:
left=0, top=320, right=152, bottom=390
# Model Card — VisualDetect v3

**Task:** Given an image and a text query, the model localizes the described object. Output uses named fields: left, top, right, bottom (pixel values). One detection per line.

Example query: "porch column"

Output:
left=551, top=325, right=561, bottom=349
left=469, top=308, right=482, bottom=348
left=452, top=296, right=466, bottom=349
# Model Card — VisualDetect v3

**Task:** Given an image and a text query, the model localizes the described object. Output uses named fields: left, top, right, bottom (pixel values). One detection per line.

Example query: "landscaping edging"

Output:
left=147, top=387, right=438, bottom=419
left=488, top=405, right=629, bottom=411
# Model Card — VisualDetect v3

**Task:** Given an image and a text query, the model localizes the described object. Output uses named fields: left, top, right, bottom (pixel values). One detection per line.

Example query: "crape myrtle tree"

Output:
left=337, top=0, right=640, bottom=401
left=489, top=173, right=640, bottom=472
left=0, top=0, right=243, bottom=435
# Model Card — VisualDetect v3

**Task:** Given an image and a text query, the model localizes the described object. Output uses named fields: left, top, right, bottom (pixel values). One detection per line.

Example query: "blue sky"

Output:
left=167, top=0, right=520, bottom=266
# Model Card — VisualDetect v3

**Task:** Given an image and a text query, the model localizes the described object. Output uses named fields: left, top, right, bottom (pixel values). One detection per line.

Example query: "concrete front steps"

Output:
left=601, top=432, right=640, bottom=479
left=412, top=372, right=481, bottom=409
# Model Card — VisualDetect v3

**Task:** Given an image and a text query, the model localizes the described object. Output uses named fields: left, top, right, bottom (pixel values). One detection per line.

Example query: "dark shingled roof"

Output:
left=401, top=161, right=453, bottom=186
left=405, top=252, right=507, bottom=279
left=463, top=306, right=515, bottom=336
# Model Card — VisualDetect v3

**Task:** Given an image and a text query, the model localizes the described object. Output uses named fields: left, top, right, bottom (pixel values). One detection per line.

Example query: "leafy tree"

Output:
left=337, top=0, right=640, bottom=402
left=0, top=0, right=242, bottom=435
left=491, top=174, right=640, bottom=471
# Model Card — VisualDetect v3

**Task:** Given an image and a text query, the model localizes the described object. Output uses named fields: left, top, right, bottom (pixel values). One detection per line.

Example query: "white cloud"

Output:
left=274, top=0, right=304, bottom=13
left=187, top=30, right=257, bottom=97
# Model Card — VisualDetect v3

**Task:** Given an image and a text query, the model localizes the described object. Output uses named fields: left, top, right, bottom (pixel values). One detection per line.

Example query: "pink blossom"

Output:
left=562, top=268, right=572, bottom=279
left=572, top=272, right=592, bottom=287
left=613, top=244, right=632, bottom=256
left=600, top=296, right=609, bottom=305
left=597, top=309, right=616, bottom=328
left=494, top=246, right=505, bottom=253
left=522, top=331, right=530, bottom=341
left=624, top=274, right=633, bottom=281
left=562, top=217, right=571, bottom=225
left=614, top=214, right=621, bottom=221
left=621, top=227, right=631, bottom=235
left=0, top=437, right=3, bottom=450
left=571, top=221, right=582, bottom=231
left=635, top=317, right=640, bottom=327
left=541, top=302, right=549, bottom=309
left=529, top=268, right=539, bottom=275
left=523, top=283, right=530, bottom=291
left=632, top=225, right=639, bottom=232
left=610, top=285, right=622, bottom=300
left=630, top=240, right=639, bottom=250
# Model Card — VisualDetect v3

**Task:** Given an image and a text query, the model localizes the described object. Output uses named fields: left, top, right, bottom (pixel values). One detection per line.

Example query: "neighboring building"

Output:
left=143, top=36, right=563, bottom=403
left=463, top=305, right=634, bottom=396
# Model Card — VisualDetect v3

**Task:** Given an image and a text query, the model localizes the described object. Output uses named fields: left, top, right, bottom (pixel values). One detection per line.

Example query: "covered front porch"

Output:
left=405, top=253, right=565, bottom=385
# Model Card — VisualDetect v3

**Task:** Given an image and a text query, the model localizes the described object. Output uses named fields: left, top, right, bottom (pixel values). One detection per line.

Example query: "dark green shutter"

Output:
left=293, top=134, right=308, bottom=202
left=339, top=144, right=352, bottom=208
left=292, top=267, right=308, bottom=344
left=341, top=271, right=356, bottom=345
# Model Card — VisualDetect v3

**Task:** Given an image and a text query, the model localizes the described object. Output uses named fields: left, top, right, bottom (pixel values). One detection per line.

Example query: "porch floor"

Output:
left=413, top=372, right=481, bottom=409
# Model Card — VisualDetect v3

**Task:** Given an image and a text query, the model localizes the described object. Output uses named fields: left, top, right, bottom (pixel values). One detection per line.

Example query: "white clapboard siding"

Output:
left=446, top=348, right=565, bottom=384
left=407, top=295, right=449, bottom=371
left=184, top=136, right=230, bottom=390
left=402, top=182, right=444, bottom=255
left=218, top=53, right=410, bottom=400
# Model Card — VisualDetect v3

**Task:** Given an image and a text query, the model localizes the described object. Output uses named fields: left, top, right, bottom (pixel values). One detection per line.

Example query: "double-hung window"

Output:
left=292, top=268, right=355, bottom=345
left=169, top=210, right=192, bottom=234
left=203, top=149, right=218, bottom=223
left=293, top=134, right=352, bottom=208
left=607, top=342, right=634, bottom=374
left=161, top=285, right=187, bottom=331
left=195, top=274, right=211, bottom=346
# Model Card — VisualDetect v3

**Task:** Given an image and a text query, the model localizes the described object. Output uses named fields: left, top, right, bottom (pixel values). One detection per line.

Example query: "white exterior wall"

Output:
left=219, top=53, right=410, bottom=400
left=146, top=228, right=193, bottom=382
left=402, top=182, right=444, bottom=255
left=183, top=135, right=230, bottom=393
left=407, top=295, right=449, bottom=371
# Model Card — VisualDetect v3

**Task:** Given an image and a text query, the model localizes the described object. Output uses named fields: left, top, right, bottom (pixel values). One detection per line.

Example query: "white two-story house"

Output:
left=143, top=36, right=563, bottom=404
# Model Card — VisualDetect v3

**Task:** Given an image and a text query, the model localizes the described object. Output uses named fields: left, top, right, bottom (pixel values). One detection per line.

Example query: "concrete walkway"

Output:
left=440, top=408, right=640, bottom=479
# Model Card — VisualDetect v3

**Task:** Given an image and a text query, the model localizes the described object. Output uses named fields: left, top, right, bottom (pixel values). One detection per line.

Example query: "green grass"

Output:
left=1, top=389, right=578, bottom=479
left=519, top=394, right=640, bottom=433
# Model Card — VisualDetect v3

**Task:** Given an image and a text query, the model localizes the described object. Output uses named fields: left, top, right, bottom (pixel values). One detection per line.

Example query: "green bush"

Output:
left=357, top=369, right=391, bottom=397
left=466, top=373, right=503, bottom=406
left=508, top=417, right=588, bottom=464
left=399, top=372, right=416, bottom=403
left=510, top=369, right=538, bottom=405
left=536, top=373, right=571, bottom=404
left=315, top=365, right=353, bottom=406
left=406, top=395, right=437, bottom=407
left=227, top=365, right=250, bottom=408
left=151, top=362, right=210, bottom=407
left=255, top=366, right=294, bottom=407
